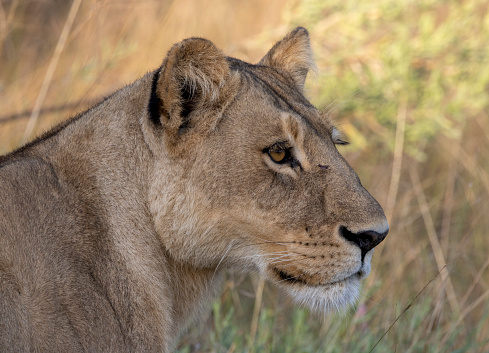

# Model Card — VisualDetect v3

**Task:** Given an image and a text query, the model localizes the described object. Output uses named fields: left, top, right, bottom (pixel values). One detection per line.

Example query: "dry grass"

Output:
left=0, top=0, right=286, bottom=152
left=1, top=0, right=488, bottom=352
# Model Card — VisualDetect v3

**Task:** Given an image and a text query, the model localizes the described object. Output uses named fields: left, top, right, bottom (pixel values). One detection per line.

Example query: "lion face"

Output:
left=149, top=27, right=388, bottom=312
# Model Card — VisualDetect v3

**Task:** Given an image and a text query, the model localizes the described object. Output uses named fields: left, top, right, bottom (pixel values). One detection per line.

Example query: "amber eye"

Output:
left=263, top=142, right=295, bottom=165
left=269, top=150, right=286, bottom=163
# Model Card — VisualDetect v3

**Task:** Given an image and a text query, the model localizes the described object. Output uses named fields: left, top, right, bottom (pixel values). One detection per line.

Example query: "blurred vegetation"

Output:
left=293, top=0, right=489, bottom=160
left=1, top=0, right=488, bottom=352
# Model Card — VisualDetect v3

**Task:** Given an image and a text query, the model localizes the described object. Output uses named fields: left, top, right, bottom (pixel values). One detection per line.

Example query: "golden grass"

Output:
left=0, top=0, right=286, bottom=152
left=1, top=0, right=488, bottom=351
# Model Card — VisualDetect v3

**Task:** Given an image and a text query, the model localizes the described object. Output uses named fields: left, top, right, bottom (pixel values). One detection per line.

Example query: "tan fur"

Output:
left=0, top=27, right=388, bottom=352
left=259, top=27, right=316, bottom=90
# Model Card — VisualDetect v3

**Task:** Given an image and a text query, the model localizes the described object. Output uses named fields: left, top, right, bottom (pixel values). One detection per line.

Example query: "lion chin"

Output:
left=264, top=251, right=374, bottom=313
left=282, top=274, right=362, bottom=313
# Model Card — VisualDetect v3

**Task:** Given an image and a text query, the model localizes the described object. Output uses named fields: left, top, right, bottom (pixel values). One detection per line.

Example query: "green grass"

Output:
left=1, top=0, right=488, bottom=352
left=176, top=274, right=489, bottom=352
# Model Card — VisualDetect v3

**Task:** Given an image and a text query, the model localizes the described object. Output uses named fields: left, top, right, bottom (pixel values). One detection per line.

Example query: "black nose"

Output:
left=340, top=226, right=388, bottom=260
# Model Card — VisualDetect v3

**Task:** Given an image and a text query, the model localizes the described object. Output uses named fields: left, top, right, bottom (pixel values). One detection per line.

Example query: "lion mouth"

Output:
left=274, top=268, right=310, bottom=285
left=272, top=267, right=362, bottom=287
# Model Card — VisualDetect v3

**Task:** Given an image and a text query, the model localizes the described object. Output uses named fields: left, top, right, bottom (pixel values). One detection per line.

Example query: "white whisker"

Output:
left=246, top=234, right=293, bottom=247
left=211, top=242, right=233, bottom=282
left=241, top=251, right=292, bottom=260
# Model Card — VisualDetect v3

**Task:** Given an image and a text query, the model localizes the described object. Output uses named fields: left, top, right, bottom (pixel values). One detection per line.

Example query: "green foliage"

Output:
left=289, top=0, right=489, bottom=159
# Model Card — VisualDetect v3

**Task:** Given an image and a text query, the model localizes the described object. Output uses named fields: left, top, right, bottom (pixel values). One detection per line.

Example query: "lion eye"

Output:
left=269, top=150, right=287, bottom=163
left=263, top=142, right=296, bottom=166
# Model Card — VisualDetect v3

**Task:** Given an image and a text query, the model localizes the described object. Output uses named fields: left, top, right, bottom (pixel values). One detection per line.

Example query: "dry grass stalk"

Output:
left=460, top=257, right=489, bottom=308
left=385, top=98, right=407, bottom=222
left=248, top=276, right=265, bottom=352
left=409, top=167, right=459, bottom=314
left=21, top=0, right=82, bottom=143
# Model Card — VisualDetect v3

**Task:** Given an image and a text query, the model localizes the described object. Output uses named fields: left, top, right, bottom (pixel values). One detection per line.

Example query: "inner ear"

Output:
left=178, top=82, right=198, bottom=134
left=180, top=83, right=194, bottom=119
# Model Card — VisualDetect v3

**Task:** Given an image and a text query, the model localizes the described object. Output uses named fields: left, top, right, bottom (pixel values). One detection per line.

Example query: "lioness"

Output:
left=0, top=27, right=388, bottom=352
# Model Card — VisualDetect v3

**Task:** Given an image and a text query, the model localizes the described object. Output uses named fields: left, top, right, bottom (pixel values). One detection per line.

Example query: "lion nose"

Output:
left=340, top=226, right=388, bottom=259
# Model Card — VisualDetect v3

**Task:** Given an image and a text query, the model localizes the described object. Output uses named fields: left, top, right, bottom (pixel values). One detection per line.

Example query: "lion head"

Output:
left=147, top=27, right=389, bottom=313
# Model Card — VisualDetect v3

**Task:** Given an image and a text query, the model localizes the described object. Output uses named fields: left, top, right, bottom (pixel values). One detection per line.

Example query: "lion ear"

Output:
left=258, top=27, right=316, bottom=90
left=155, top=37, right=238, bottom=149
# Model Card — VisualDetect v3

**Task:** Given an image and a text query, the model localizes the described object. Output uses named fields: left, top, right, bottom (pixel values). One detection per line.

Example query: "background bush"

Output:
left=1, top=0, right=488, bottom=352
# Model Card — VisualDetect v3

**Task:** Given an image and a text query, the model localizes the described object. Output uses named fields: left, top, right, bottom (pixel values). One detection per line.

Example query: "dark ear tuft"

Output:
left=259, top=27, right=316, bottom=90
left=148, top=69, right=163, bottom=126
